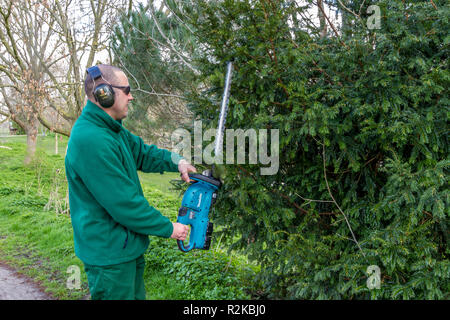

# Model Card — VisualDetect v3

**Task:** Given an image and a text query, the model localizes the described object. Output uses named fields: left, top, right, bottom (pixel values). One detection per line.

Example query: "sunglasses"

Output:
left=111, top=85, right=131, bottom=95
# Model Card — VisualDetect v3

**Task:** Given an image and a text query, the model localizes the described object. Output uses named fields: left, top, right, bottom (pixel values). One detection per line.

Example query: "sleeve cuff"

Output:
left=164, top=220, right=174, bottom=238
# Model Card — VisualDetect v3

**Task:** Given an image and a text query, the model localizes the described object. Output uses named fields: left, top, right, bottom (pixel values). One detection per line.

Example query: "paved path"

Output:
left=0, top=264, right=53, bottom=300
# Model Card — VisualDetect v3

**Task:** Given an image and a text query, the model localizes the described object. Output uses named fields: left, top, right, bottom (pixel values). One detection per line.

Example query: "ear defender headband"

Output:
left=86, top=66, right=115, bottom=108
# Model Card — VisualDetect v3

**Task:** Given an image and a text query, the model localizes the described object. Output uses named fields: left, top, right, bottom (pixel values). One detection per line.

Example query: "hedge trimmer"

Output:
left=176, top=62, right=233, bottom=252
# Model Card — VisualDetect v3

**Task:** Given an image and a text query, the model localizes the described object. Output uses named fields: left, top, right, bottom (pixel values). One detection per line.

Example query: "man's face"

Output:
left=109, top=71, right=133, bottom=120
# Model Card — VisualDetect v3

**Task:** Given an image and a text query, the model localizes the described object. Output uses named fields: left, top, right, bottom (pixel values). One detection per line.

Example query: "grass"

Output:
left=0, top=134, right=181, bottom=195
left=0, top=134, right=68, bottom=157
left=0, top=206, right=88, bottom=299
left=138, top=171, right=181, bottom=196
left=0, top=137, right=257, bottom=300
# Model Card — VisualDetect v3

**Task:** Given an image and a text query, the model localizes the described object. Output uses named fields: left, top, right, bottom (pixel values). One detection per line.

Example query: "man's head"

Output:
left=84, top=64, right=133, bottom=120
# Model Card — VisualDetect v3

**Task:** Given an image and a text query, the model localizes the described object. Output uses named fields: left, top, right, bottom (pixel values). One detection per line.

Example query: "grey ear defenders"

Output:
left=86, top=66, right=115, bottom=108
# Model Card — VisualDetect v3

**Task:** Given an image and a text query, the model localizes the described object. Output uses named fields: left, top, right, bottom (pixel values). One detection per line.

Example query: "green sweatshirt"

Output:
left=65, top=100, right=182, bottom=266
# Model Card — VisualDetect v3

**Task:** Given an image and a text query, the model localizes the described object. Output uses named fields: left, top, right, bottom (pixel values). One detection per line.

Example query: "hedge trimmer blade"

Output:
left=214, top=61, right=233, bottom=161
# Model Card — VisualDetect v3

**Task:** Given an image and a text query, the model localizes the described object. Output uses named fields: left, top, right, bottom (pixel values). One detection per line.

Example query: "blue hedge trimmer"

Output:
left=177, top=62, right=233, bottom=252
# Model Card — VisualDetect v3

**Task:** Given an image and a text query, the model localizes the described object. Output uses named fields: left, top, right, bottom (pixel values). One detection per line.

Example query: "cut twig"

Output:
left=322, top=144, right=366, bottom=257
left=236, top=165, right=338, bottom=216
left=294, top=192, right=334, bottom=203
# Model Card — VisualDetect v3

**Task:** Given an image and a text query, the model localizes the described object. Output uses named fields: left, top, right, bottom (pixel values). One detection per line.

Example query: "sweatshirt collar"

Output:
left=82, top=100, right=123, bottom=133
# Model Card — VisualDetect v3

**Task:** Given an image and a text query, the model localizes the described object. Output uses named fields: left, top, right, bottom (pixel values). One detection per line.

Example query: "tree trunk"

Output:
left=318, top=0, right=327, bottom=38
left=24, top=117, right=39, bottom=165
left=55, top=133, right=58, bottom=155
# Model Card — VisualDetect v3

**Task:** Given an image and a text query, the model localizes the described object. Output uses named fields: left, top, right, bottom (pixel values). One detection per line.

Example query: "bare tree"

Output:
left=0, top=0, right=49, bottom=163
left=0, top=0, right=127, bottom=163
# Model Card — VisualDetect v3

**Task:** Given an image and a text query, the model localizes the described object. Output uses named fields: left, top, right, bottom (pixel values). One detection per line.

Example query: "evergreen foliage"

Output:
left=114, top=0, right=449, bottom=299
left=111, top=2, right=197, bottom=145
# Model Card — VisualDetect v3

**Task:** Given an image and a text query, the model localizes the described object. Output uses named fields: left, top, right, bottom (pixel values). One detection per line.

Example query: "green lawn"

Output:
left=0, top=134, right=68, bottom=157
left=0, top=138, right=257, bottom=300
left=0, top=134, right=181, bottom=195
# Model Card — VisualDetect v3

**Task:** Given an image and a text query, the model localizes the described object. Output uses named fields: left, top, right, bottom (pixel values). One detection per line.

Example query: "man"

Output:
left=65, top=64, right=194, bottom=300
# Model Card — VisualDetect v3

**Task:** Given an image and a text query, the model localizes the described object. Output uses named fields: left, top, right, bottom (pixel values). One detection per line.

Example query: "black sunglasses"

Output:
left=111, top=85, right=131, bottom=95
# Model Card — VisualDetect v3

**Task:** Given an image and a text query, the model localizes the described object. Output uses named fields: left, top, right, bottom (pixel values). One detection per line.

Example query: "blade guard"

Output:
left=177, top=173, right=220, bottom=252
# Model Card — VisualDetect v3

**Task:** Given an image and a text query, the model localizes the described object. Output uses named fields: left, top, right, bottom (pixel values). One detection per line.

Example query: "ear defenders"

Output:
left=86, top=66, right=115, bottom=108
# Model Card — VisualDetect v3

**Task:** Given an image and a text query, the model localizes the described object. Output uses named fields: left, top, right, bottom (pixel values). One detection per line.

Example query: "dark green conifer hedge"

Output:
left=114, top=0, right=449, bottom=299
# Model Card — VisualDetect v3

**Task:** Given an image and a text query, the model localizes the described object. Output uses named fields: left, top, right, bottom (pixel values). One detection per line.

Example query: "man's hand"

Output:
left=171, top=222, right=189, bottom=241
left=178, top=159, right=197, bottom=183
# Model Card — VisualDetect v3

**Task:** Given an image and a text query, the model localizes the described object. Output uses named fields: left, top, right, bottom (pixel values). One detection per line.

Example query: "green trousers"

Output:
left=84, top=255, right=146, bottom=300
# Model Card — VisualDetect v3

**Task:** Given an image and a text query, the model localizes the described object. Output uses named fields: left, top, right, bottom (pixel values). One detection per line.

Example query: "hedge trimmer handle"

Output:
left=176, top=173, right=220, bottom=252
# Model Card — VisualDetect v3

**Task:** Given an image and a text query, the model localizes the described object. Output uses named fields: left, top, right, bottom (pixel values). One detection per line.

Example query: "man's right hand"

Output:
left=171, top=222, right=189, bottom=241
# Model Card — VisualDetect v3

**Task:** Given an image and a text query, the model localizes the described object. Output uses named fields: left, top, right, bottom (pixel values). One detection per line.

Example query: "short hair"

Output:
left=84, top=64, right=124, bottom=101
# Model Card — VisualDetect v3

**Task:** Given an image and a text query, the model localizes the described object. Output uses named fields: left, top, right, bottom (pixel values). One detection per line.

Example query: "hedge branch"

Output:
left=236, top=164, right=339, bottom=216
left=322, top=144, right=366, bottom=257
left=316, top=1, right=349, bottom=49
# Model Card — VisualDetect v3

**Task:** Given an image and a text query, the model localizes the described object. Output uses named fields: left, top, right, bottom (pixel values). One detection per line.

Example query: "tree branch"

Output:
left=316, top=1, right=349, bottom=49
left=236, top=164, right=339, bottom=216
left=430, top=0, right=438, bottom=10
left=322, top=144, right=366, bottom=257
left=36, top=112, right=71, bottom=136
left=337, top=0, right=361, bottom=19
left=148, top=3, right=197, bottom=73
